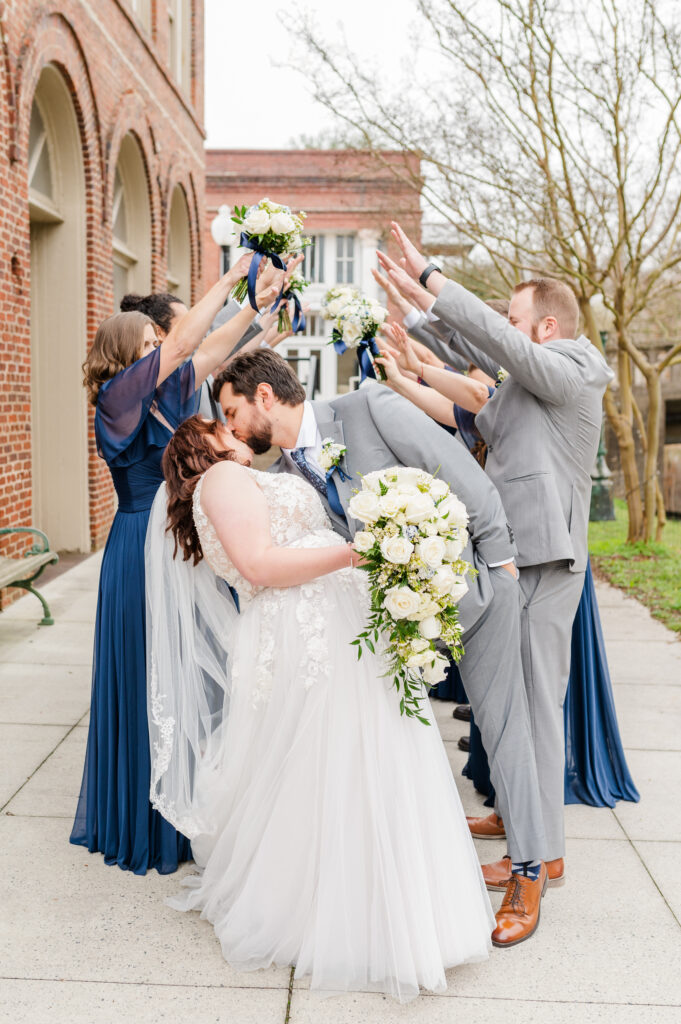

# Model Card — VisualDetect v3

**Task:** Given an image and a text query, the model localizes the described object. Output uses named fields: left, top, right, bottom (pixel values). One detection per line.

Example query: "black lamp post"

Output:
left=590, top=330, right=616, bottom=521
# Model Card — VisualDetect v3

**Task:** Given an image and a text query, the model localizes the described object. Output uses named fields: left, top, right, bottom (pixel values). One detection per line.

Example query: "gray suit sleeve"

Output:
left=405, top=314, right=472, bottom=372
left=425, top=319, right=501, bottom=379
left=363, top=386, right=515, bottom=566
left=433, top=281, right=584, bottom=405
left=209, top=298, right=263, bottom=352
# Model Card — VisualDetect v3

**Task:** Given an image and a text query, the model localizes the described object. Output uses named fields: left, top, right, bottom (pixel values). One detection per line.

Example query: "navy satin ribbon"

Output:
left=325, top=464, right=349, bottom=519
left=290, top=293, right=306, bottom=334
left=333, top=335, right=381, bottom=382
left=240, top=232, right=286, bottom=312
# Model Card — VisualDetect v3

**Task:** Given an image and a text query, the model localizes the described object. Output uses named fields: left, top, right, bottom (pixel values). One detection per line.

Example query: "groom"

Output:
left=213, top=348, right=550, bottom=947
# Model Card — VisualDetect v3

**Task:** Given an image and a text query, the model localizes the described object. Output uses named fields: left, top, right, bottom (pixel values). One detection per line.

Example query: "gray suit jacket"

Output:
left=432, top=281, right=614, bottom=572
left=269, top=386, right=516, bottom=632
left=405, top=314, right=469, bottom=372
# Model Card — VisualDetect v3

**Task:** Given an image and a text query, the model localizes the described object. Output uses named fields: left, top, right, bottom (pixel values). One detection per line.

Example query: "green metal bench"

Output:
left=0, top=527, right=59, bottom=625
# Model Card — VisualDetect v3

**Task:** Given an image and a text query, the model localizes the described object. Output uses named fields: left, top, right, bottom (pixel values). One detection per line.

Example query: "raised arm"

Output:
left=387, top=224, right=584, bottom=406
left=200, top=461, right=359, bottom=588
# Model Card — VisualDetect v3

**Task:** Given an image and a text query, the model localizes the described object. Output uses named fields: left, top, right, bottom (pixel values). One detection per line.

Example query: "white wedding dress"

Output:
left=164, top=468, right=494, bottom=1002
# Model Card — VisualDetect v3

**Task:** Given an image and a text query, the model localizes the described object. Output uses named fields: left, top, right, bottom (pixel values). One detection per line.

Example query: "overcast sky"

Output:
left=204, top=0, right=418, bottom=149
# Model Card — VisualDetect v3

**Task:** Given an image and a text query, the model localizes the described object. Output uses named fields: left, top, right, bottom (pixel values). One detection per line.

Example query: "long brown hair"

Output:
left=82, top=311, right=153, bottom=405
left=162, top=415, right=239, bottom=565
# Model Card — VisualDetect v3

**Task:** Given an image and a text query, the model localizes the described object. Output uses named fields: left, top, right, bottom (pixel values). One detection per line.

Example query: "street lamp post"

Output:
left=590, top=330, right=616, bottom=521
left=210, top=205, right=235, bottom=277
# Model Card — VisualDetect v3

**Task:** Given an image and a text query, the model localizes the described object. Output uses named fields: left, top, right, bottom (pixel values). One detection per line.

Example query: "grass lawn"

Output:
left=589, top=500, right=681, bottom=636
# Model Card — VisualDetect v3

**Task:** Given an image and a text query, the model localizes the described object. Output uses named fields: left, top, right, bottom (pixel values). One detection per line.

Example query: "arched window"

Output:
left=167, top=185, right=192, bottom=304
left=28, top=100, right=60, bottom=223
left=112, top=134, right=152, bottom=310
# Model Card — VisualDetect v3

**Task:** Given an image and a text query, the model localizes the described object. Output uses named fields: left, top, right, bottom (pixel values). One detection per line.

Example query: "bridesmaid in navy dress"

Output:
left=72, top=255, right=284, bottom=873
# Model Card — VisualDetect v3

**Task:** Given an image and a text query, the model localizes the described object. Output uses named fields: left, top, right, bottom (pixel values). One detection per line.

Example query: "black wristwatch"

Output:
left=419, top=262, right=441, bottom=288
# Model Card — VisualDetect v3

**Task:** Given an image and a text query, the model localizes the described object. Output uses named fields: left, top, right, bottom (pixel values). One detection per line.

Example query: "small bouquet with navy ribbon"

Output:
left=277, top=270, right=308, bottom=334
left=348, top=467, right=473, bottom=724
left=230, top=199, right=308, bottom=310
left=321, top=288, right=388, bottom=382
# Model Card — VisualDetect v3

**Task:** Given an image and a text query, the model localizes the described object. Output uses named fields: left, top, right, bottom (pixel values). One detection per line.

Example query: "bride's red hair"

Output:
left=162, top=415, right=238, bottom=565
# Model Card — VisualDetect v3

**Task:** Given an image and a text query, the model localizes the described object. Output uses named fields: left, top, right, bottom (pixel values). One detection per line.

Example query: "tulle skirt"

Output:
left=168, top=553, right=494, bottom=1001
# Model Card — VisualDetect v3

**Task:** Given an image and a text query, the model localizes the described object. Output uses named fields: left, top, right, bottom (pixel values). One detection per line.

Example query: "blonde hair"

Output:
left=82, top=311, right=154, bottom=405
left=514, top=278, right=579, bottom=339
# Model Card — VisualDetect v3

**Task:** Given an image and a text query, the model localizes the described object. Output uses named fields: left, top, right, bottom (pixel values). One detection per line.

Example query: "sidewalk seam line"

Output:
left=0, top=712, right=88, bottom=815
left=613, top=808, right=681, bottom=931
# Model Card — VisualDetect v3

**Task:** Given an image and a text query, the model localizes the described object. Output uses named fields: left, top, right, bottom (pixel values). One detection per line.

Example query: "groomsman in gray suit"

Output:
left=380, top=223, right=614, bottom=896
left=213, top=348, right=552, bottom=947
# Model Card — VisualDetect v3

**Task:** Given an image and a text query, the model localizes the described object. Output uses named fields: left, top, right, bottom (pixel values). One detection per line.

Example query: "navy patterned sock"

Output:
left=511, top=860, right=541, bottom=881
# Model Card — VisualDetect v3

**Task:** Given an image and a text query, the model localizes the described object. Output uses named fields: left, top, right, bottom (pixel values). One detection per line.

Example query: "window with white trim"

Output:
left=335, top=234, right=355, bottom=284
left=303, top=235, right=325, bottom=283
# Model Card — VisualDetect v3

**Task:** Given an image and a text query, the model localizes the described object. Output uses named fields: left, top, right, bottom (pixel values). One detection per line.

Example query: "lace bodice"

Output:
left=193, top=467, right=335, bottom=603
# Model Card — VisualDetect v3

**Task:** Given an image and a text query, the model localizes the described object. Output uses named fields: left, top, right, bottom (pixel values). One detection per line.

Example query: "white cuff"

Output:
left=402, top=307, right=422, bottom=330
left=425, top=303, right=438, bottom=322
left=488, top=558, right=516, bottom=569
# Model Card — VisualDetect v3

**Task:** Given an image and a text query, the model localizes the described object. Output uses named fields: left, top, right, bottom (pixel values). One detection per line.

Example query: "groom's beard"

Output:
left=243, top=411, right=273, bottom=455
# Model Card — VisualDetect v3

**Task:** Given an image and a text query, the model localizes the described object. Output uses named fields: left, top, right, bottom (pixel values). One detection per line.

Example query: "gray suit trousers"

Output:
left=459, top=567, right=547, bottom=864
left=518, top=562, right=585, bottom=860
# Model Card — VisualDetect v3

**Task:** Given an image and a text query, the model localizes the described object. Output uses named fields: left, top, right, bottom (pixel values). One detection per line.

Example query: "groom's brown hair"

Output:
left=213, top=349, right=305, bottom=406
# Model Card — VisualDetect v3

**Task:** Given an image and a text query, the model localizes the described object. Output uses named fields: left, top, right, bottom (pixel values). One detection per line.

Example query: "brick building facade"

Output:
left=204, top=149, right=422, bottom=397
left=0, top=0, right=206, bottom=609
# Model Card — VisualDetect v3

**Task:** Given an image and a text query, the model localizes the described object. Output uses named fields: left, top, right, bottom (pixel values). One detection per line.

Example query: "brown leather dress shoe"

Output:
left=491, top=863, right=548, bottom=948
left=467, top=812, right=506, bottom=839
left=482, top=855, right=566, bottom=891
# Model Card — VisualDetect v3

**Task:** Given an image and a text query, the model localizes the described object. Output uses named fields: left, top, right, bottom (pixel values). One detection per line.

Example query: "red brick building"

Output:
left=0, top=0, right=206, bottom=606
left=204, top=149, right=422, bottom=396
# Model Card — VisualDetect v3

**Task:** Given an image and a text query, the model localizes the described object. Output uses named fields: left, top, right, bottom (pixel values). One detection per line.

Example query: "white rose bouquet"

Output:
left=348, top=467, right=473, bottom=724
left=321, top=288, right=388, bottom=381
left=230, top=198, right=309, bottom=307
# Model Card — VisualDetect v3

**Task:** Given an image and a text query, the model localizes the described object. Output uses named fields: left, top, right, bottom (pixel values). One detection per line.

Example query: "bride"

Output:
left=146, top=413, right=494, bottom=1002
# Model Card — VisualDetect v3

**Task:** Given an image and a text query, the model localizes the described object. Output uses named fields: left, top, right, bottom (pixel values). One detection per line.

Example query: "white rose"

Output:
left=404, top=492, right=436, bottom=524
left=437, top=495, right=469, bottom=529
left=269, top=211, right=296, bottom=235
left=361, top=471, right=385, bottom=494
left=416, top=535, right=446, bottom=569
left=418, top=615, right=442, bottom=640
left=429, top=479, right=450, bottom=500
left=353, top=531, right=375, bottom=553
left=318, top=451, right=333, bottom=472
left=422, top=521, right=439, bottom=537
left=409, top=637, right=430, bottom=655
left=445, top=531, right=468, bottom=560
left=406, top=649, right=433, bottom=668
left=342, top=316, right=364, bottom=346
left=325, top=298, right=342, bottom=318
left=288, top=233, right=303, bottom=253
left=431, top=564, right=456, bottom=596
left=243, top=208, right=271, bottom=235
left=348, top=490, right=381, bottom=523
left=423, top=652, right=449, bottom=685
left=448, top=577, right=469, bottom=603
left=380, top=535, right=414, bottom=565
left=379, top=492, right=406, bottom=518
left=384, top=585, right=421, bottom=620
left=395, top=467, right=424, bottom=489
left=408, top=594, right=441, bottom=621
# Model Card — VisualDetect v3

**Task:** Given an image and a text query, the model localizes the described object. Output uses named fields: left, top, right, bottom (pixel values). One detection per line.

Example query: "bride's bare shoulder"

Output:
left=200, top=460, right=258, bottom=506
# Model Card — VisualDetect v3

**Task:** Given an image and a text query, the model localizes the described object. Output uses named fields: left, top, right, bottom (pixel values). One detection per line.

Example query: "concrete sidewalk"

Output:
left=1, top=555, right=680, bottom=1023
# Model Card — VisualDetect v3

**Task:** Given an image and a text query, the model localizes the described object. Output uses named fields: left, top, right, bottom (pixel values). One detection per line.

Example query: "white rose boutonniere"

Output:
left=496, top=367, right=509, bottom=388
left=318, top=438, right=347, bottom=474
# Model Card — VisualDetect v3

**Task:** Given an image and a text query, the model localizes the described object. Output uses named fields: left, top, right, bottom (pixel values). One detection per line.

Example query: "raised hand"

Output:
left=225, top=251, right=254, bottom=287
left=371, top=268, right=411, bottom=315
left=376, top=249, right=424, bottom=305
left=385, top=322, right=422, bottom=376
left=255, top=265, right=286, bottom=309
left=373, top=342, right=405, bottom=386
left=390, top=221, right=428, bottom=280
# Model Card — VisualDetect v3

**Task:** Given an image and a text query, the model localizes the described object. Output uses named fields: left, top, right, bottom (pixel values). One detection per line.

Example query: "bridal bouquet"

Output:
left=349, top=467, right=472, bottom=724
left=230, top=198, right=308, bottom=308
left=278, top=269, right=308, bottom=334
left=322, top=288, right=388, bottom=380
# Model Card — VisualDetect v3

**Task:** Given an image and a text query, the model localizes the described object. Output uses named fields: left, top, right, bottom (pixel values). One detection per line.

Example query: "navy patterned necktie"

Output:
left=290, top=447, right=328, bottom=500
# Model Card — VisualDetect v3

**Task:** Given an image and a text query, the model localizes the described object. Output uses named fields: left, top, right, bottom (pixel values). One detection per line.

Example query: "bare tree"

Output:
left=293, top=0, right=681, bottom=541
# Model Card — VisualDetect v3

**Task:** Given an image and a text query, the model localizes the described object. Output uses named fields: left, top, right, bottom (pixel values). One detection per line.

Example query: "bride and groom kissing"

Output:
left=148, top=346, right=550, bottom=998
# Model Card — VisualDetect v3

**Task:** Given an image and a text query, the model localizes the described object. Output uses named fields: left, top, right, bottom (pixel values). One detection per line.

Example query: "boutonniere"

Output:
left=495, top=367, right=509, bottom=388
left=319, top=438, right=348, bottom=476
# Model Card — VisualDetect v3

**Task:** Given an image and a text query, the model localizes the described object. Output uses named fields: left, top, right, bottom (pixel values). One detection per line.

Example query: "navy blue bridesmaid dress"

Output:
left=70, top=347, right=197, bottom=873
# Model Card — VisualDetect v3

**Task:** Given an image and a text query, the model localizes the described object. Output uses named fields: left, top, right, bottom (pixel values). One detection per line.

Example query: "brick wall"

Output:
left=0, top=0, right=205, bottom=607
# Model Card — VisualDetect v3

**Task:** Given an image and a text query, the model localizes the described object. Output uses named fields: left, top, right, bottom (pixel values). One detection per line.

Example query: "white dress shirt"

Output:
left=280, top=401, right=325, bottom=480
left=402, top=303, right=439, bottom=330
